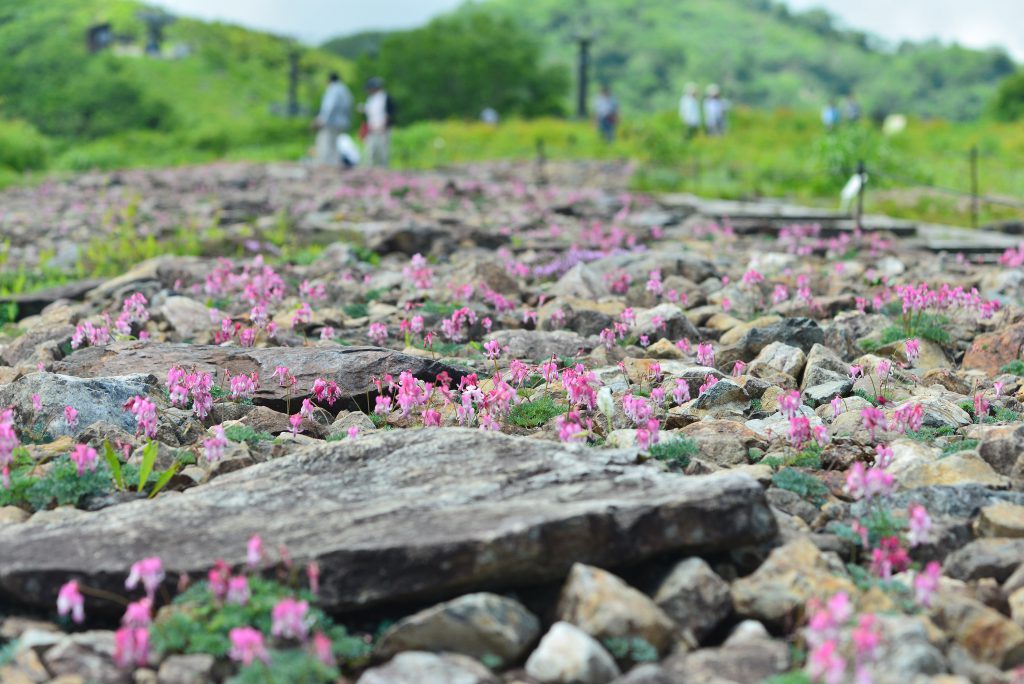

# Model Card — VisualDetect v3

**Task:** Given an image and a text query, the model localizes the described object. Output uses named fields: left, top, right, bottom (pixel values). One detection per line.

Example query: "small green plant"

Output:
left=941, top=439, right=979, bottom=456
left=342, top=303, right=369, bottom=319
left=601, top=636, right=659, bottom=666
left=367, top=412, right=388, bottom=429
left=764, top=673, right=813, bottom=684
left=509, top=396, right=567, bottom=428
left=224, top=425, right=274, bottom=444
left=748, top=397, right=763, bottom=413
left=152, top=576, right=371, bottom=674
left=906, top=426, right=955, bottom=441
left=231, top=650, right=340, bottom=684
left=1001, top=360, right=1024, bottom=377
left=648, top=437, right=700, bottom=470
left=790, top=444, right=823, bottom=469
left=772, top=467, right=829, bottom=507
left=988, top=407, right=1023, bottom=424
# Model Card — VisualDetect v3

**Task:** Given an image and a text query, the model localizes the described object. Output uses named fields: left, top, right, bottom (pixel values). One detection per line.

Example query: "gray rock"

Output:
left=747, top=342, right=806, bottom=379
left=374, top=593, right=540, bottom=667
left=609, top=664, right=677, bottom=684
left=861, top=615, right=947, bottom=684
left=52, top=342, right=467, bottom=411
left=157, top=296, right=212, bottom=341
left=157, top=653, right=216, bottom=684
left=690, top=379, right=748, bottom=412
left=357, top=651, right=498, bottom=684
left=653, top=558, right=732, bottom=644
left=557, top=563, right=677, bottom=655
left=662, top=634, right=789, bottom=684
left=487, top=330, right=595, bottom=362
left=978, top=425, right=1024, bottom=476
left=944, top=538, right=1024, bottom=583
left=526, top=622, right=622, bottom=684
left=718, top=318, right=824, bottom=367
left=551, top=263, right=608, bottom=300
left=0, top=429, right=777, bottom=615
left=41, top=630, right=126, bottom=684
left=634, top=304, right=700, bottom=343
left=802, top=379, right=853, bottom=408
left=0, top=372, right=161, bottom=439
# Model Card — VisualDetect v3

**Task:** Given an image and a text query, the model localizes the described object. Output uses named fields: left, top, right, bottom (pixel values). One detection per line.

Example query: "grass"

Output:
left=907, top=426, right=955, bottom=441
left=508, top=395, right=567, bottom=428
left=1001, top=360, right=1024, bottom=376
left=942, top=439, right=980, bottom=456
left=648, top=437, right=700, bottom=470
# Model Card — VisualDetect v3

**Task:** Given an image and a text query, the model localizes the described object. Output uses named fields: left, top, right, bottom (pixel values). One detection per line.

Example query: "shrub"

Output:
left=224, top=425, right=275, bottom=444
left=648, top=437, right=700, bottom=470
left=772, top=467, right=829, bottom=507
left=509, top=395, right=567, bottom=428
left=0, top=119, right=50, bottom=172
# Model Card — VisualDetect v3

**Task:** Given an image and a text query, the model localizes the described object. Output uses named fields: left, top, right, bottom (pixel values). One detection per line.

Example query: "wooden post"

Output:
left=856, top=160, right=866, bottom=231
left=970, top=145, right=979, bottom=229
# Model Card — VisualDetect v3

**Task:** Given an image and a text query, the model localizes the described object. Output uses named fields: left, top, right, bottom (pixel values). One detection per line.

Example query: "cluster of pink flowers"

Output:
left=226, top=371, right=260, bottom=401
left=0, top=409, right=19, bottom=489
left=890, top=403, right=924, bottom=434
left=870, top=536, right=910, bottom=580
left=70, top=444, right=98, bottom=476
left=402, top=253, right=434, bottom=289
left=203, top=425, right=229, bottom=464
left=114, top=292, right=150, bottom=336
left=860, top=406, right=887, bottom=441
left=555, top=411, right=591, bottom=443
left=844, top=462, right=893, bottom=501
left=311, top=377, right=343, bottom=406
left=205, top=256, right=285, bottom=307
left=71, top=320, right=111, bottom=349
left=167, top=366, right=214, bottom=419
left=561, top=364, right=598, bottom=410
left=696, top=342, right=714, bottom=367
left=805, top=592, right=881, bottom=684
left=894, top=282, right=999, bottom=319
left=440, top=307, right=477, bottom=342
left=124, top=396, right=158, bottom=439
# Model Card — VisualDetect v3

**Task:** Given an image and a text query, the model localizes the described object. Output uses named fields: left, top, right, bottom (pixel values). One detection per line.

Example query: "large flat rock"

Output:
left=0, top=429, right=777, bottom=614
left=52, top=342, right=466, bottom=410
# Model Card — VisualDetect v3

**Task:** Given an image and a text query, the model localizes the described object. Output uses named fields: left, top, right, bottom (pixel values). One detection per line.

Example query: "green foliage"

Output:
left=351, top=10, right=567, bottom=124
left=988, top=407, right=1023, bottom=424
left=0, top=639, right=17, bottom=667
left=772, top=467, right=829, bottom=507
left=230, top=650, right=339, bottom=684
left=906, top=425, right=955, bottom=441
left=602, top=636, right=659, bottom=666
left=508, top=395, right=567, bottom=428
left=764, top=673, right=813, bottom=684
left=942, top=439, right=979, bottom=456
left=0, top=119, right=49, bottom=172
left=992, top=70, right=1024, bottom=121
left=648, top=437, right=700, bottom=470
left=1001, top=360, right=1024, bottom=376
left=152, top=576, right=371, bottom=669
left=224, top=425, right=274, bottom=444
left=23, top=457, right=113, bottom=511
left=137, top=440, right=158, bottom=493
left=748, top=398, right=763, bottom=414
left=103, top=441, right=125, bottom=491
left=367, top=413, right=388, bottom=429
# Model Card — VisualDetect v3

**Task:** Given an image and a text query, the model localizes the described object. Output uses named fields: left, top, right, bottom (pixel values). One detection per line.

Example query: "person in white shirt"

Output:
left=313, top=73, right=352, bottom=166
left=363, top=77, right=392, bottom=168
left=679, top=83, right=701, bottom=139
left=703, top=84, right=726, bottom=136
left=594, top=85, right=619, bottom=142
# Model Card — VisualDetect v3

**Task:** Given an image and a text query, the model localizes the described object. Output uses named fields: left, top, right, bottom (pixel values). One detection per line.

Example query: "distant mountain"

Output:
left=0, top=0, right=350, bottom=140
left=323, top=0, right=1015, bottom=121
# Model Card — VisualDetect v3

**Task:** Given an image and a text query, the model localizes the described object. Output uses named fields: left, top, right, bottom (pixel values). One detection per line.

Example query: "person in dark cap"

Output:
left=312, top=72, right=352, bottom=165
left=362, top=77, right=395, bottom=167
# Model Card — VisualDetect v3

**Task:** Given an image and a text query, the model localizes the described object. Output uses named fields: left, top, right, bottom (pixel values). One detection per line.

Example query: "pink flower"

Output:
left=368, top=322, right=388, bottom=345
left=871, top=536, right=910, bottom=580
left=124, top=396, right=158, bottom=438
left=807, top=639, right=845, bottom=684
left=904, top=338, right=921, bottom=365
left=849, top=365, right=863, bottom=380
left=555, top=411, right=588, bottom=443
left=313, top=631, right=335, bottom=667
left=788, top=416, right=811, bottom=448
left=851, top=613, right=881, bottom=664
left=347, top=426, right=359, bottom=440
left=289, top=413, right=304, bottom=436
left=830, top=395, right=842, bottom=419
left=672, top=378, right=691, bottom=404
left=31, top=394, right=41, bottom=412
left=226, top=576, right=250, bottom=605
left=907, top=504, right=931, bottom=547
left=272, top=366, right=295, bottom=387
left=484, top=340, right=502, bottom=360
left=974, top=393, right=990, bottom=422
left=698, top=374, right=718, bottom=395
left=914, top=561, right=941, bottom=607
left=113, top=627, right=150, bottom=669
left=995, top=381, right=1004, bottom=398
left=203, top=425, right=228, bottom=464
left=874, top=444, right=893, bottom=468
left=307, top=561, right=320, bottom=595
left=247, top=534, right=263, bottom=568
left=57, top=580, right=85, bottom=624
left=229, top=626, right=269, bottom=666
left=780, top=390, right=801, bottom=419
left=64, top=406, right=78, bottom=430
left=272, top=598, right=311, bottom=641
left=70, top=444, right=98, bottom=476
left=696, top=342, right=714, bottom=367
left=875, top=359, right=891, bottom=379
left=208, top=560, right=231, bottom=600
left=861, top=407, right=887, bottom=442
left=122, top=597, right=152, bottom=628
left=732, top=360, right=746, bottom=377
left=125, top=556, right=164, bottom=599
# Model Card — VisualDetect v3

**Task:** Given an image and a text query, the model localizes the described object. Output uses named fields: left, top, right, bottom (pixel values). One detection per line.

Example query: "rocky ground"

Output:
left=1, top=160, right=1024, bottom=683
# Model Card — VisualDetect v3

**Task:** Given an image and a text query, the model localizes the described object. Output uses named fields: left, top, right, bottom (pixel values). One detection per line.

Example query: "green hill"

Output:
left=325, top=0, right=1015, bottom=123
left=0, top=0, right=351, bottom=176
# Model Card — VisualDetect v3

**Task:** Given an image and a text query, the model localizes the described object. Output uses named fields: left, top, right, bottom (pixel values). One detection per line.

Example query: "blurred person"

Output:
left=312, top=72, right=352, bottom=166
left=362, top=77, right=394, bottom=167
left=679, top=83, right=701, bottom=138
left=843, top=95, right=861, bottom=123
left=821, top=100, right=840, bottom=131
left=703, top=84, right=726, bottom=136
left=594, top=85, right=619, bottom=142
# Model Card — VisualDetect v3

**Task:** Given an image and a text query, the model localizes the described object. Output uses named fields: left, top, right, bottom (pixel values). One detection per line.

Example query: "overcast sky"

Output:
left=153, top=0, right=1024, bottom=59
